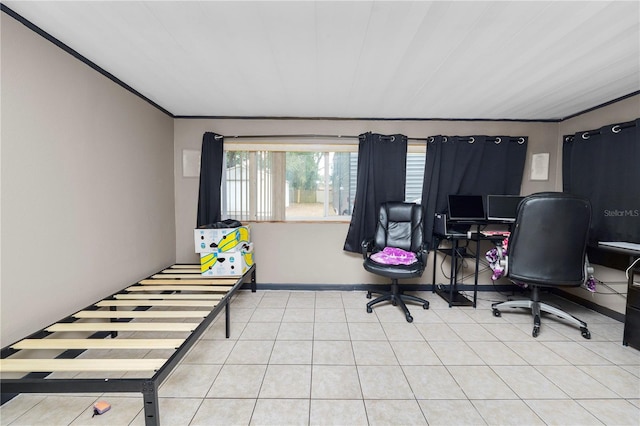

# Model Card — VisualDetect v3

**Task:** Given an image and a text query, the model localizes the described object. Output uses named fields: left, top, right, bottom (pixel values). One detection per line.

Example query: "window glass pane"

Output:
left=284, top=151, right=358, bottom=219
left=406, top=153, right=425, bottom=204
left=286, top=152, right=324, bottom=219
left=332, top=152, right=355, bottom=216
left=255, top=151, right=275, bottom=220
left=224, top=151, right=248, bottom=220
left=224, top=151, right=277, bottom=221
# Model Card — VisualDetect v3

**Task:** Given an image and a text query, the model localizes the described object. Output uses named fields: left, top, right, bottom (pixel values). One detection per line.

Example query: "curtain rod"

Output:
left=214, top=133, right=431, bottom=142
left=216, top=134, right=357, bottom=140
left=212, top=134, right=526, bottom=143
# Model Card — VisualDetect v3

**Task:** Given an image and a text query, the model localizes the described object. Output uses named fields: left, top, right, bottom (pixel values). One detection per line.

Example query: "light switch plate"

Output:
left=182, top=149, right=201, bottom=178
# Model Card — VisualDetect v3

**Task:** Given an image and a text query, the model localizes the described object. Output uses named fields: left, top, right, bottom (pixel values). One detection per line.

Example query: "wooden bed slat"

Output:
left=73, top=310, right=209, bottom=319
left=168, top=264, right=199, bottom=269
left=96, top=299, right=219, bottom=307
left=0, top=358, right=166, bottom=373
left=159, top=268, right=201, bottom=272
left=156, top=268, right=200, bottom=278
left=126, top=285, right=232, bottom=292
left=151, top=274, right=236, bottom=280
left=140, top=278, right=236, bottom=285
left=11, top=338, right=185, bottom=350
left=114, top=293, right=223, bottom=300
left=46, top=323, right=198, bottom=333
left=113, top=293, right=224, bottom=300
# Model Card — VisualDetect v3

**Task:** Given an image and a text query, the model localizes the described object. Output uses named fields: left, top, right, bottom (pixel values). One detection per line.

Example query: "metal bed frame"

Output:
left=0, top=263, right=256, bottom=426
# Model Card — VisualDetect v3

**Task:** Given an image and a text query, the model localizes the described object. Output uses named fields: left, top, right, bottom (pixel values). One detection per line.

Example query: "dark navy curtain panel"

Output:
left=196, top=132, right=224, bottom=227
left=421, top=135, right=528, bottom=248
left=563, top=119, right=640, bottom=244
left=343, top=133, right=408, bottom=253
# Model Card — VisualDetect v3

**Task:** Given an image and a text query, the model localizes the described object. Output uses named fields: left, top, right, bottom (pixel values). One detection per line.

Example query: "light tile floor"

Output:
left=1, top=289, right=639, bottom=425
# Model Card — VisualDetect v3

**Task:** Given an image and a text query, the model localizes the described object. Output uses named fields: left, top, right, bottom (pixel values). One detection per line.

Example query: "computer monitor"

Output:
left=447, top=195, right=485, bottom=221
left=486, top=195, right=524, bottom=222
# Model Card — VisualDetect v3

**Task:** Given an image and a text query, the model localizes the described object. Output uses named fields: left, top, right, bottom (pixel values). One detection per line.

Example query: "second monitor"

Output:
left=486, top=195, right=524, bottom=222
left=447, top=195, right=485, bottom=221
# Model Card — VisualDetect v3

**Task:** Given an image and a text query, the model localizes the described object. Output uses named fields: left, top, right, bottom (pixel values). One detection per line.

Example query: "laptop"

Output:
left=486, top=195, right=524, bottom=222
left=434, top=213, right=469, bottom=237
left=447, top=195, right=485, bottom=222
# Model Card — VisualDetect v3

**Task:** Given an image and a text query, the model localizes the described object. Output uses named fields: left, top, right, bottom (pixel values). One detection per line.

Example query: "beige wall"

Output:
left=0, top=14, right=176, bottom=346
left=174, top=118, right=559, bottom=288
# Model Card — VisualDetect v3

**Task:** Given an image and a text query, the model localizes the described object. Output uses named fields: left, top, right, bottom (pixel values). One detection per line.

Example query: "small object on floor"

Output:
left=92, top=401, right=111, bottom=417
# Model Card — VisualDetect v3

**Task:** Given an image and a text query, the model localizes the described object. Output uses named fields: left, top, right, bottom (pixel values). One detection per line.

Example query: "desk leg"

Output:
left=474, top=237, right=480, bottom=308
left=432, top=248, right=437, bottom=293
left=449, top=240, right=457, bottom=308
left=225, top=301, right=230, bottom=339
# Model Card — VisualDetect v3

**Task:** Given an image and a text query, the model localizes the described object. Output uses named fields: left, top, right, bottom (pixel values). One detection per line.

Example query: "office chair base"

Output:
left=366, top=281, right=429, bottom=323
left=492, top=299, right=590, bottom=339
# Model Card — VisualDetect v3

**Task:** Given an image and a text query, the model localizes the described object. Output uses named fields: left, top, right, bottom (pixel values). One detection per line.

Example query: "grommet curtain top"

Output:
left=564, top=119, right=638, bottom=142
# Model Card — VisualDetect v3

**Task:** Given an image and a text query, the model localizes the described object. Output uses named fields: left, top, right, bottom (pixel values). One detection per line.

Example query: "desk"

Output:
left=432, top=232, right=476, bottom=307
left=598, top=242, right=640, bottom=350
left=432, top=224, right=508, bottom=308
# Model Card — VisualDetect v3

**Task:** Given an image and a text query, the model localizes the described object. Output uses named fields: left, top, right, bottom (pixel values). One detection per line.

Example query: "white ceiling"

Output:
left=4, top=1, right=639, bottom=120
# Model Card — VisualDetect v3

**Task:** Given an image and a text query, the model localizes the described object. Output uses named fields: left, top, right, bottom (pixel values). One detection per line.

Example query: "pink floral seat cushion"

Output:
left=370, top=246, right=417, bottom=265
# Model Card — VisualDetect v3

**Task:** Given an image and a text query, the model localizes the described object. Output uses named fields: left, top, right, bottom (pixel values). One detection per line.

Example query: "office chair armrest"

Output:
left=361, top=239, right=374, bottom=260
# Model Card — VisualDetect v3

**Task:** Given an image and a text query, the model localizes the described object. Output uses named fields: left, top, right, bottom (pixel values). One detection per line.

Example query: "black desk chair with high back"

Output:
left=362, top=202, right=429, bottom=322
left=491, top=192, right=592, bottom=339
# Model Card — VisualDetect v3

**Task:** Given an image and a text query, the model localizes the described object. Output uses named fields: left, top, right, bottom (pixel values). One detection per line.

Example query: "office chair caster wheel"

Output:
left=532, top=325, right=540, bottom=338
left=366, top=306, right=373, bottom=313
left=492, top=309, right=501, bottom=317
left=406, top=314, right=413, bottom=323
left=581, top=327, right=591, bottom=339
left=423, top=303, right=429, bottom=310
left=366, top=291, right=372, bottom=299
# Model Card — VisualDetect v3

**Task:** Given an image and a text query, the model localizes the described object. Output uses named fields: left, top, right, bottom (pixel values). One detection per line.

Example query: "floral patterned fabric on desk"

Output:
left=485, top=237, right=511, bottom=282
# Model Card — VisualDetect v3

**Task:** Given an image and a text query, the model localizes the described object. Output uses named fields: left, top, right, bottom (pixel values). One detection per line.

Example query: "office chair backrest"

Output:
left=508, top=192, right=591, bottom=287
left=374, top=202, right=423, bottom=253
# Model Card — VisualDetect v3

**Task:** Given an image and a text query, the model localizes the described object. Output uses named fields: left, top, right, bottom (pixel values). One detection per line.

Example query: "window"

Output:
left=405, top=153, right=426, bottom=203
left=222, top=144, right=425, bottom=221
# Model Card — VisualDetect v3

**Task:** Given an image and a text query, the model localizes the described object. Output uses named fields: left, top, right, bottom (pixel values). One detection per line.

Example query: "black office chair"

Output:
left=362, top=202, right=429, bottom=322
left=491, top=192, right=592, bottom=339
